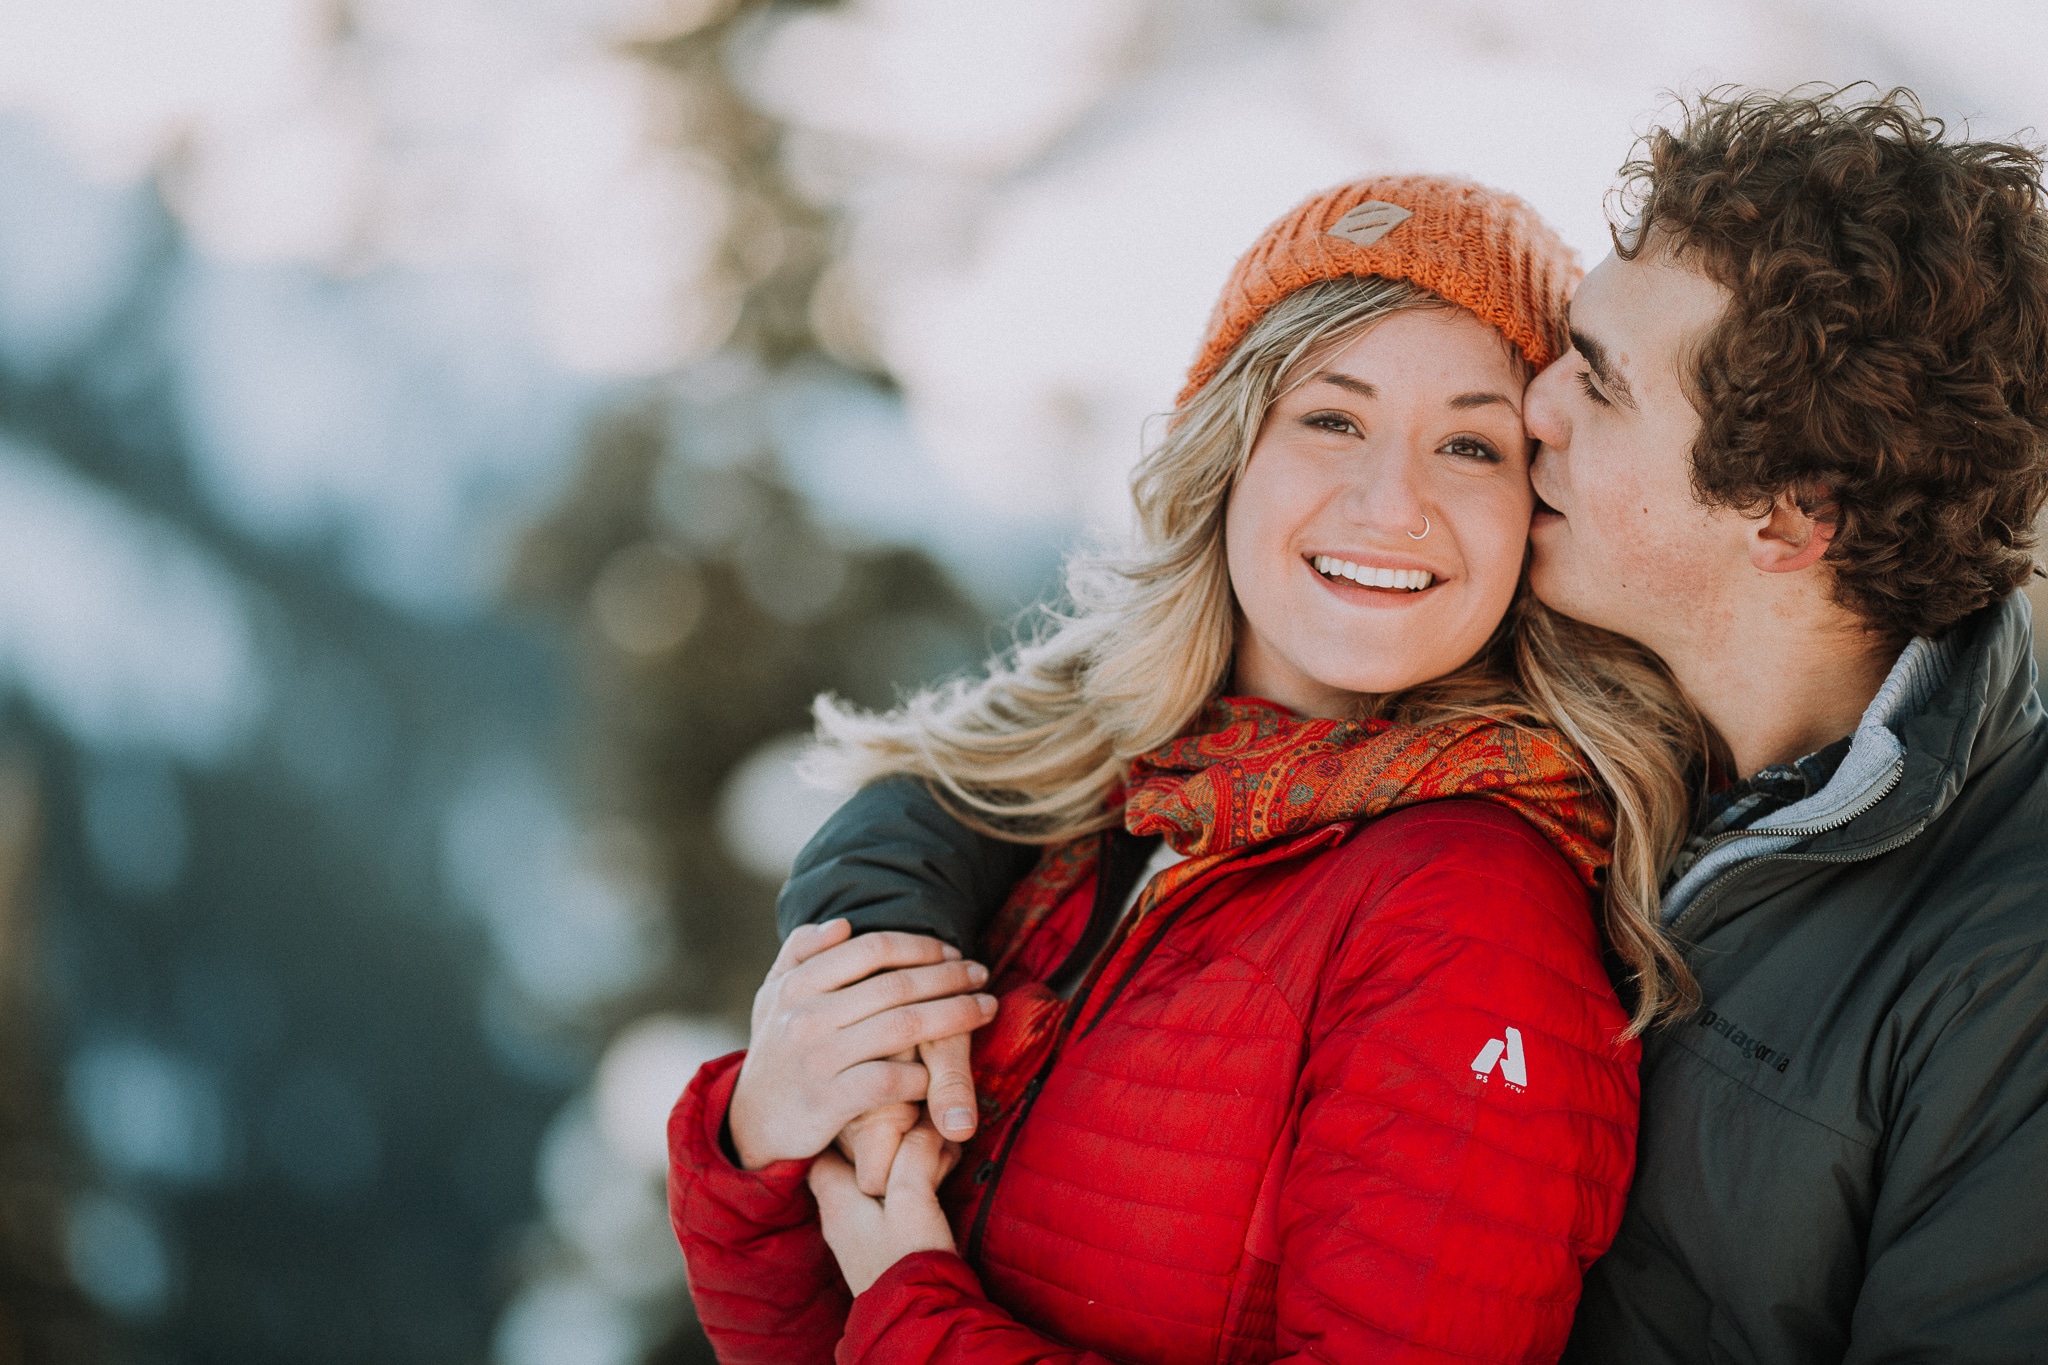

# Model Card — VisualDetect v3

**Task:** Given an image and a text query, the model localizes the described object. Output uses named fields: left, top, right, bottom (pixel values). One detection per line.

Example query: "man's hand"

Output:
left=727, top=920, right=996, bottom=1171
left=810, top=1118, right=961, bottom=1295
left=922, top=1031, right=980, bottom=1142
left=835, top=1030, right=981, bottom=1196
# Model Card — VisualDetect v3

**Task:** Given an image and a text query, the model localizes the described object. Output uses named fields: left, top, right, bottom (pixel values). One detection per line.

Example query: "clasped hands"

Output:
left=727, top=919, right=994, bottom=1293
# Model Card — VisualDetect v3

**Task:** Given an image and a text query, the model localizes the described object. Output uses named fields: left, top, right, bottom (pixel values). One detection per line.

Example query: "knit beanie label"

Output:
left=1327, top=201, right=1413, bottom=248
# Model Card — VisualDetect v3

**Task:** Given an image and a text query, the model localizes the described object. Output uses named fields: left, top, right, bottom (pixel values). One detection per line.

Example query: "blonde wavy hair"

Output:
left=811, top=277, right=1708, bottom=1032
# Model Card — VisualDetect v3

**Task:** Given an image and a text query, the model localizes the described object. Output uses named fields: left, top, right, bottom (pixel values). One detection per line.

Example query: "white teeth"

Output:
left=1312, top=555, right=1433, bottom=592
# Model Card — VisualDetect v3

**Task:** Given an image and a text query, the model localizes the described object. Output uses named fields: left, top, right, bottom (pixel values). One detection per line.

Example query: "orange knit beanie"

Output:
left=1178, top=173, right=1581, bottom=407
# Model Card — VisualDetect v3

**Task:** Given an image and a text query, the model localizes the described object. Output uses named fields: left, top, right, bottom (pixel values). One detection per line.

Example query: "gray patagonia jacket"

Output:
left=776, top=591, right=2048, bottom=1364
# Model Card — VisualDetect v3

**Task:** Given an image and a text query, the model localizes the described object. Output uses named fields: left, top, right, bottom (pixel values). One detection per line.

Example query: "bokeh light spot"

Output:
left=64, top=1191, right=173, bottom=1319
left=715, top=733, right=848, bottom=883
left=589, top=541, right=705, bottom=657
left=66, top=1040, right=231, bottom=1185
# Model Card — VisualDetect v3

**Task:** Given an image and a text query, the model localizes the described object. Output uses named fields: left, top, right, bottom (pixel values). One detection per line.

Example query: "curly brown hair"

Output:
left=1616, top=85, right=2048, bottom=642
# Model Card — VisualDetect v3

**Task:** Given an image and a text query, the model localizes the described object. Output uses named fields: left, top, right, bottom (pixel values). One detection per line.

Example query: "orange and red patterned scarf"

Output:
left=983, top=696, right=1613, bottom=977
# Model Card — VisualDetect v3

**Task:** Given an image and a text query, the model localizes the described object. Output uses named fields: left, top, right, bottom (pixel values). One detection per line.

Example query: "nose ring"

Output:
left=1408, top=516, right=1430, bottom=540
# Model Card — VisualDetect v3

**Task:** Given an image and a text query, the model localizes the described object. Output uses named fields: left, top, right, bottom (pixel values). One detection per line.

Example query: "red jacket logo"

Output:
left=1472, top=1026, right=1527, bottom=1090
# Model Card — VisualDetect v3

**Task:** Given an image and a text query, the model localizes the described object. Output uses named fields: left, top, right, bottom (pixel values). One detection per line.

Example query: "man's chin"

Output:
left=1527, top=525, right=1667, bottom=644
left=1526, top=511, right=1566, bottom=580
left=1525, top=543, right=1591, bottom=622
left=1528, top=560, right=1635, bottom=643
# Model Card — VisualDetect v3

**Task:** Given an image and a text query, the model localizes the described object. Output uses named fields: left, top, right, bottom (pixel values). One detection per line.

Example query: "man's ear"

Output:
left=1750, top=485, right=1836, bottom=574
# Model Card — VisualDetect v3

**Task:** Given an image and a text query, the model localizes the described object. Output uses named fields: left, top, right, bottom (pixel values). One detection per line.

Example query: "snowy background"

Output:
left=0, top=1, right=2042, bottom=1362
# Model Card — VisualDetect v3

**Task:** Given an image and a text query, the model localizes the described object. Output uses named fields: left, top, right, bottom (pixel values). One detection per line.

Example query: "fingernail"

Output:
left=942, top=944, right=962, bottom=960
left=966, top=962, right=988, bottom=985
left=977, top=993, right=997, bottom=1011
left=943, top=1108, right=974, bottom=1133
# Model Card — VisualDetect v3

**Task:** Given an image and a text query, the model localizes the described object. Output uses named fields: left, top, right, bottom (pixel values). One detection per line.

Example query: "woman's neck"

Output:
left=1229, top=637, right=1366, bottom=720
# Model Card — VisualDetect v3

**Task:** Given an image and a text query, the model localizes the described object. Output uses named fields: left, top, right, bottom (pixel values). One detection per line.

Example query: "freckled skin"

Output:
left=1524, top=247, right=1896, bottom=775
left=1226, top=308, right=1535, bottom=719
left=1523, top=249, right=1737, bottom=652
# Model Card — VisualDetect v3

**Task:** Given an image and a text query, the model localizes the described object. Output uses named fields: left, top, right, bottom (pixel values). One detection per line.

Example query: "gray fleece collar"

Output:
left=1660, top=633, right=1960, bottom=925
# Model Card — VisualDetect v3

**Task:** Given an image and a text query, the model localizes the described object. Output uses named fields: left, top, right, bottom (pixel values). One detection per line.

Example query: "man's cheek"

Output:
left=1611, top=518, right=1714, bottom=603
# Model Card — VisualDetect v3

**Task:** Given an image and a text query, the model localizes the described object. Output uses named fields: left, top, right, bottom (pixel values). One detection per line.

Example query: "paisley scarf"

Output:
left=982, top=695, right=1612, bottom=979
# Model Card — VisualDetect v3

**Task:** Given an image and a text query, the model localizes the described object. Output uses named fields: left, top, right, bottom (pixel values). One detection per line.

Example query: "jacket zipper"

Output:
left=1693, top=755, right=1906, bottom=858
left=1669, top=758, right=1918, bottom=940
left=961, top=825, right=1344, bottom=1265
left=961, top=913, right=1138, bottom=1264
left=1044, top=830, right=1156, bottom=999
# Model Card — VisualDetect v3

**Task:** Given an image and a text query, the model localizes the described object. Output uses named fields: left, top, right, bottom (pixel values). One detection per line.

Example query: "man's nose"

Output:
left=1523, top=358, right=1572, bottom=450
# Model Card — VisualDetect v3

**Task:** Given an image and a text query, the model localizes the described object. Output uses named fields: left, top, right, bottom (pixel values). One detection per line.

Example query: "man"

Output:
left=1525, top=88, right=2048, bottom=1361
left=766, top=86, right=2048, bottom=1360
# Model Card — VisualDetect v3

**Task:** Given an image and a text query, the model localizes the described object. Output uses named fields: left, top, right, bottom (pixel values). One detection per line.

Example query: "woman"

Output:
left=669, top=175, right=1704, bottom=1363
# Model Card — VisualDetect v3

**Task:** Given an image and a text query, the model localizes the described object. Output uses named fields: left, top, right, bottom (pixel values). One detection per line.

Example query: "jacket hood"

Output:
left=1890, top=588, right=2044, bottom=835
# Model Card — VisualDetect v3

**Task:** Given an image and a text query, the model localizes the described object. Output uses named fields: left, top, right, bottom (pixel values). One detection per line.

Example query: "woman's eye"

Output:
left=1302, top=410, right=1359, bottom=436
left=1576, top=368, right=1612, bottom=408
left=1441, top=437, right=1502, bottom=464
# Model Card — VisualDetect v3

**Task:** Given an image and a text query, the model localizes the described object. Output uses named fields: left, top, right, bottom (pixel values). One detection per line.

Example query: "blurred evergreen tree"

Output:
left=511, top=407, right=989, bottom=1026
left=0, top=767, right=105, bottom=1363
left=498, top=6, right=1009, bottom=1360
left=0, top=176, right=574, bottom=1365
left=0, top=4, right=1023, bottom=1362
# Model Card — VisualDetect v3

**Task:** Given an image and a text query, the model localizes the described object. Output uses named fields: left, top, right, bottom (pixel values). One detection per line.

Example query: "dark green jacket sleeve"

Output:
left=773, top=775, right=1039, bottom=953
left=1847, top=942, right=2048, bottom=1362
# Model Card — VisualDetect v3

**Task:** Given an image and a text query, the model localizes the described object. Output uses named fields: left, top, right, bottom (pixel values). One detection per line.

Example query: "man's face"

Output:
left=1523, top=248, right=1737, bottom=654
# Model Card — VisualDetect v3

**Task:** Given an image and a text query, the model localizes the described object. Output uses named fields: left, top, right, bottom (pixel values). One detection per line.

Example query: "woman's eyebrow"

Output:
left=1447, top=392, right=1515, bottom=410
left=1311, top=373, right=1376, bottom=398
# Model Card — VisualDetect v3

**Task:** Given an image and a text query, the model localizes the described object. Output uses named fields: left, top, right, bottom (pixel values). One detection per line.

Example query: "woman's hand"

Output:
left=833, top=1088, right=919, bottom=1197
left=727, top=920, right=997, bottom=1170
left=809, top=1118, right=961, bottom=1295
left=835, top=1031, right=981, bottom=1196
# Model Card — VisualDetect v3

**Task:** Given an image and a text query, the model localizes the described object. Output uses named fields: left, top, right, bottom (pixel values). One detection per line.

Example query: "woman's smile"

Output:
left=1226, top=305, right=1534, bottom=716
left=1306, top=551, right=1441, bottom=596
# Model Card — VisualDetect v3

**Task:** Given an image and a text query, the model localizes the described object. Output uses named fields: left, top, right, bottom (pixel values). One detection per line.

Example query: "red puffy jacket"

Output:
left=670, top=798, right=1638, bottom=1363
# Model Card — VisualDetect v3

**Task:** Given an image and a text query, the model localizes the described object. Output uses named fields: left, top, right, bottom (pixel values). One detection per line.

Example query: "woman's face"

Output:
left=1224, top=306, right=1534, bottom=718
